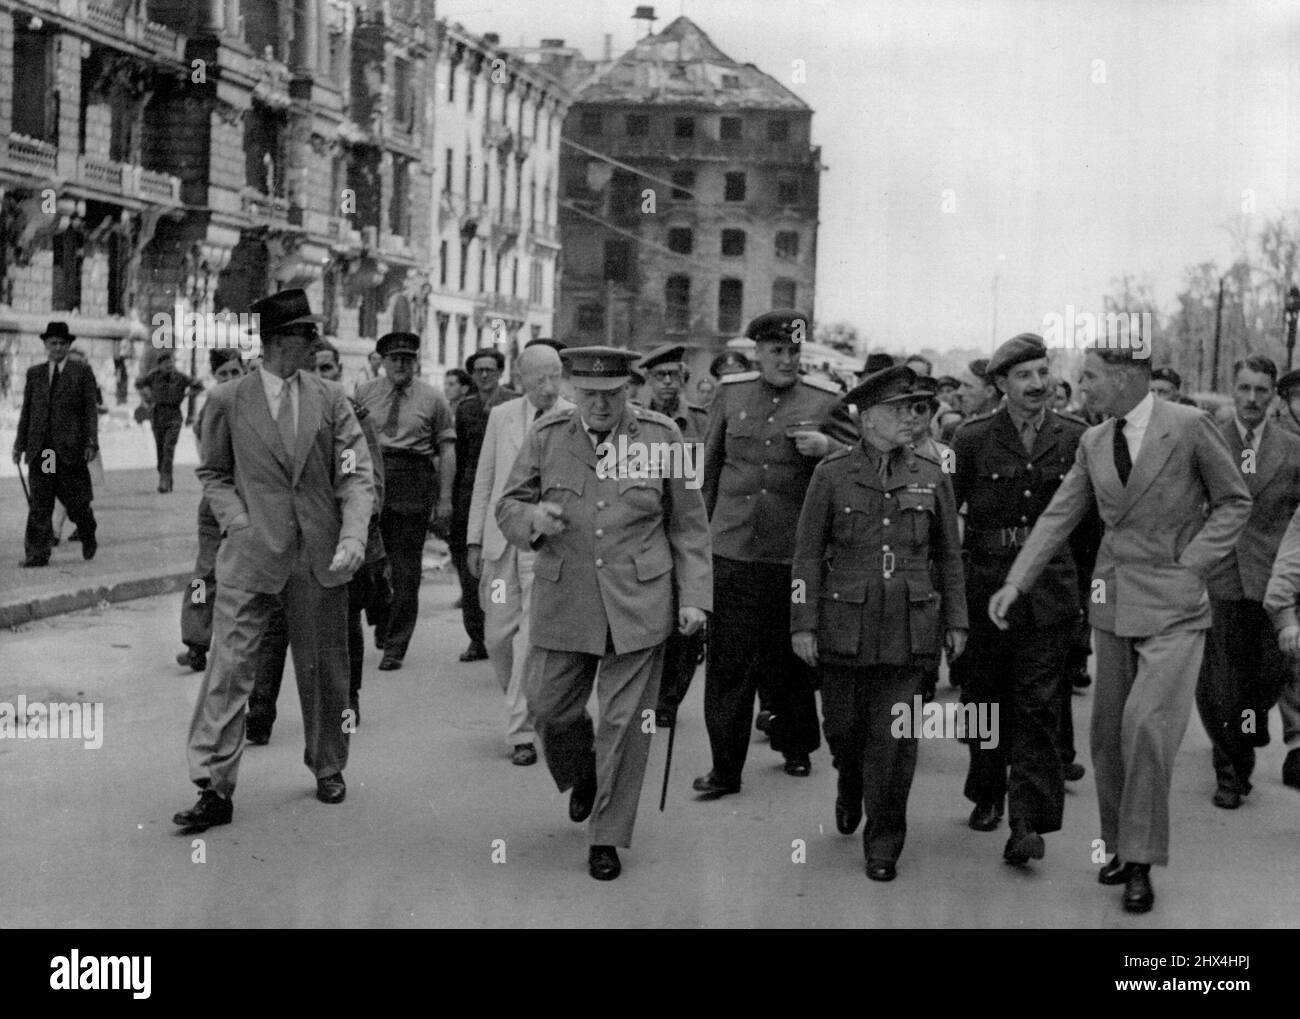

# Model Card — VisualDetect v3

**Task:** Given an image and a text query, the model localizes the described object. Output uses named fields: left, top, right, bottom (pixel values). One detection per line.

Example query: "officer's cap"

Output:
left=525, top=337, right=567, bottom=352
left=637, top=343, right=688, bottom=371
left=843, top=365, right=919, bottom=410
left=376, top=332, right=420, bottom=358
left=561, top=345, right=637, bottom=391
left=988, top=333, right=1049, bottom=378
left=935, top=375, right=960, bottom=390
left=745, top=309, right=811, bottom=346
left=968, top=358, right=991, bottom=382
left=709, top=350, right=751, bottom=377
left=1150, top=366, right=1182, bottom=389
left=858, top=352, right=896, bottom=377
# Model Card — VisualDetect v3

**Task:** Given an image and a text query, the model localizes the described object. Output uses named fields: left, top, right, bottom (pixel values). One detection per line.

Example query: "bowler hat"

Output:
left=377, top=332, right=421, bottom=357
left=40, top=321, right=74, bottom=342
left=248, top=289, right=325, bottom=339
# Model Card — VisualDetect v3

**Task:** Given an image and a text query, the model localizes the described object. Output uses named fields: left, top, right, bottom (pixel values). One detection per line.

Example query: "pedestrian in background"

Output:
left=51, top=348, right=105, bottom=547
left=443, top=368, right=472, bottom=415
left=141, top=349, right=203, bottom=493
left=354, top=332, right=455, bottom=671
left=791, top=365, right=967, bottom=882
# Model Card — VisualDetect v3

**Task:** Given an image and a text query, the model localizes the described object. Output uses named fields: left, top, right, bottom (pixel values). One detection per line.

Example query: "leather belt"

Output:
left=832, top=552, right=930, bottom=579
left=965, top=526, right=1032, bottom=552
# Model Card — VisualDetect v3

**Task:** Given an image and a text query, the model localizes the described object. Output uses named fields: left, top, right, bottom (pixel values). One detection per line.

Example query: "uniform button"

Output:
left=762, top=463, right=769, bottom=469
left=595, top=528, right=604, bottom=538
left=595, top=558, right=604, bottom=567
left=882, top=518, right=891, bottom=526
left=992, top=473, right=999, bottom=479
left=765, top=439, right=772, bottom=446
left=832, top=592, right=840, bottom=600
left=767, top=416, right=775, bottom=423
left=882, top=544, right=890, bottom=551
left=596, top=500, right=606, bottom=509
left=1020, top=516, right=1028, bottom=523
left=844, top=506, right=852, bottom=513
left=1023, top=489, right=1032, bottom=497
left=772, top=397, right=780, bottom=404
left=884, top=492, right=891, bottom=499
left=761, top=488, right=768, bottom=494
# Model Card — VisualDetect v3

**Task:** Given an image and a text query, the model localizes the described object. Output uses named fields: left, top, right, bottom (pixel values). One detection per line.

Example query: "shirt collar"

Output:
left=1236, top=416, right=1264, bottom=443
left=260, top=366, right=297, bottom=395
left=1006, top=404, right=1046, bottom=433
left=1121, top=391, right=1155, bottom=428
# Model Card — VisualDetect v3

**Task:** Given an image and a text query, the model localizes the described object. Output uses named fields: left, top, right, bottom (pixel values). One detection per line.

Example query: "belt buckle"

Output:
left=1002, top=527, right=1021, bottom=550
left=881, top=551, right=896, bottom=578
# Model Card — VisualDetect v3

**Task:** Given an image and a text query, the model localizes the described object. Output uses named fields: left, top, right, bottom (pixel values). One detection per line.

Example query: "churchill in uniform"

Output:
left=694, top=310, right=857, bottom=795
left=142, top=349, right=203, bottom=492
left=496, top=346, right=712, bottom=881
left=791, top=365, right=967, bottom=881
left=636, top=343, right=711, bottom=728
left=951, top=333, right=1095, bottom=867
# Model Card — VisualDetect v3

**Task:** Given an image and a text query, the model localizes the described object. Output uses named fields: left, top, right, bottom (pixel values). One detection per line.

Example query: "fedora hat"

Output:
left=248, top=289, right=325, bottom=339
left=40, top=321, right=74, bottom=342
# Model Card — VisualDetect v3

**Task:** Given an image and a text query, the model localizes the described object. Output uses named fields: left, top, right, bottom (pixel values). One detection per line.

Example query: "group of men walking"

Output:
left=18, top=284, right=1269, bottom=906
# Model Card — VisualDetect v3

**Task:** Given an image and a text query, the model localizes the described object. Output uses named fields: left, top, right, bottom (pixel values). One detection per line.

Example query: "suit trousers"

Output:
left=1197, top=598, right=1300, bottom=789
left=961, top=618, right=1071, bottom=834
left=479, top=547, right=538, bottom=746
left=188, top=542, right=350, bottom=795
left=180, top=497, right=222, bottom=651
left=1092, top=627, right=1204, bottom=867
left=24, top=456, right=96, bottom=564
left=378, top=455, right=437, bottom=660
left=527, top=642, right=665, bottom=848
left=705, top=557, right=821, bottom=782
left=821, top=664, right=919, bottom=863
left=151, top=405, right=183, bottom=477
left=451, top=543, right=486, bottom=646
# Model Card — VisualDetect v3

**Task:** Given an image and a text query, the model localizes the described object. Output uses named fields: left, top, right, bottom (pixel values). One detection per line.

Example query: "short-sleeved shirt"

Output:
left=354, top=376, right=455, bottom=458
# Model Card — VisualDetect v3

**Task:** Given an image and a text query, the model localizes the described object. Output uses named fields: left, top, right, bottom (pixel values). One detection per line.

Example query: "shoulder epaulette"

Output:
left=721, top=370, right=760, bottom=384
left=823, top=446, right=853, bottom=463
left=1051, top=409, right=1090, bottom=428
left=633, top=405, right=675, bottom=428
left=534, top=407, right=572, bottom=429
left=954, top=409, right=998, bottom=432
left=685, top=402, right=709, bottom=416
left=799, top=373, right=843, bottom=395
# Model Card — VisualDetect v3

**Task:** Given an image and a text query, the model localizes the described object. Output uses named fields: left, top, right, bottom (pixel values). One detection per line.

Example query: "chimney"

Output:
left=483, top=32, right=499, bottom=46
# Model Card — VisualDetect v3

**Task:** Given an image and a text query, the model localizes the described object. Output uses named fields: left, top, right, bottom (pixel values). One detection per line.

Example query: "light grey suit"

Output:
left=188, top=371, right=374, bottom=796
left=1005, top=397, right=1250, bottom=865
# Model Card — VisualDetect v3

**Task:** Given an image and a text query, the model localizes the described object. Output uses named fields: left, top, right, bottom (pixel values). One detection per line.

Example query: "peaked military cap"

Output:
left=637, top=343, right=688, bottom=371
left=561, top=345, right=637, bottom=390
left=745, top=309, right=811, bottom=345
left=1150, top=366, right=1182, bottom=389
left=843, top=365, right=919, bottom=410
left=377, top=331, right=421, bottom=357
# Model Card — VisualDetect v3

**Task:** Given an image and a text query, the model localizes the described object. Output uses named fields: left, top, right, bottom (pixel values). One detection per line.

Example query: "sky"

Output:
left=441, top=0, right=1300, bottom=355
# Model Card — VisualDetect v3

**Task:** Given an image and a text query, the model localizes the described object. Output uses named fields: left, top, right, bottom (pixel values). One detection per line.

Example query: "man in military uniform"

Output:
left=496, top=346, right=712, bottom=881
left=355, top=332, right=456, bottom=669
left=791, top=365, right=967, bottom=881
left=907, top=375, right=951, bottom=702
left=636, top=343, right=711, bottom=727
left=952, top=333, right=1096, bottom=867
left=142, top=349, right=203, bottom=492
left=693, top=310, right=858, bottom=796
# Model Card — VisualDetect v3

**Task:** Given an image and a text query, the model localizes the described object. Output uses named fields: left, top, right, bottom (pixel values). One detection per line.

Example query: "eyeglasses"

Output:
left=650, top=369, right=683, bottom=382
left=472, top=365, right=501, bottom=375
left=878, top=399, right=933, bottom=417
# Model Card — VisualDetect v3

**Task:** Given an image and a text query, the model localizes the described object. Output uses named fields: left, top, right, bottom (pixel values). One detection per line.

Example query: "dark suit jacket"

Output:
left=14, top=359, right=99, bottom=464
left=1207, top=418, right=1300, bottom=602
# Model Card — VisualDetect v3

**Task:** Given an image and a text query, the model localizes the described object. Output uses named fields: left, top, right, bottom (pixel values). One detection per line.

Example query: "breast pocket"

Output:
left=542, top=468, right=584, bottom=508
left=724, top=415, right=758, bottom=457
left=896, top=490, right=936, bottom=545
left=619, top=473, right=664, bottom=516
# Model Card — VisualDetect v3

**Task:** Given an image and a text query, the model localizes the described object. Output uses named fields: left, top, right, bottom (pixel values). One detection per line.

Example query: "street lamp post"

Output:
left=1285, top=285, right=1300, bottom=371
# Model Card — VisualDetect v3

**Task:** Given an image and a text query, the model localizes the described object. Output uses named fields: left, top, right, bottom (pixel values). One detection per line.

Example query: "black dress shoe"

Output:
left=569, top=763, right=597, bottom=822
left=176, top=647, right=207, bottom=671
left=316, top=774, right=347, bottom=804
left=692, top=771, right=741, bottom=798
left=50, top=535, right=60, bottom=546
left=459, top=641, right=488, bottom=662
left=588, top=845, right=621, bottom=881
left=349, top=697, right=360, bottom=728
left=1072, top=669, right=1091, bottom=689
left=835, top=772, right=863, bottom=835
left=755, top=710, right=774, bottom=735
left=1098, top=857, right=1135, bottom=885
left=1212, top=786, right=1242, bottom=809
left=68, top=528, right=82, bottom=542
left=865, top=859, right=896, bottom=882
left=1283, top=749, right=1300, bottom=790
left=172, top=789, right=232, bottom=830
left=783, top=754, right=812, bottom=777
left=1003, top=826, right=1046, bottom=866
left=1062, top=762, right=1086, bottom=782
left=81, top=536, right=97, bottom=560
left=510, top=743, right=537, bottom=766
left=378, top=653, right=402, bottom=670
left=1123, top=865, right=1154, bottom=913
left=246, top=730, right=270, bottom=746
left=968, top=801, right=1003, bottom=831
left=20, top=558, right=49, bottom=568
left=655, top=707, right=676, bottom=730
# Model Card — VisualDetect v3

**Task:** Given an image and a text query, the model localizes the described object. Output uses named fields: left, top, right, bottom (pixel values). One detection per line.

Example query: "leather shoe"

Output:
left=1003, top=826, right=1046, bottom=866
left=1062, top=762, right=1086, bottom=782
left=510, top=743, right=537, bottom=766
left=1283, top=749, right=1300, bottom=790
left=68, top=528, right=81, bottom=542
left=459, top=641, right=488, bottom=662
left=865, top=859, right=896, bottom=882
left=1122, top=864, right=1154, bottom=913
left=246, top=730, right=270, bottom=746
left=81, top=536, right=97, bottom=560
left=1098, top=857, right=1135, bottom=885
left=176, top=647, right=207, bottom=671
left=569, top=764, right=597, bottom=822
left=835, top=771, right=863, bottom=835
left=783, top=753, right=811, bottom=777
left=20, top=558, right=49, bottom=568
left=378, top=653, right=402, bottom=671
left=1212, top=785, right=1242, bottom=810
left=692, top=771, right=741, bottom=798
left=172, top=789, right=232, bottom=830
left=588, top=845, right=621, bottom=881
left=755, top=710, right=774, bottom=735
left=316, top=774, right=347, bottom=804
left=968, top=801, right=1003, bottom=831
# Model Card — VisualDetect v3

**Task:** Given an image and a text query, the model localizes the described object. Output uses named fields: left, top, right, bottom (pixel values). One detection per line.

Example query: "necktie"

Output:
left=383, top=384, right=405, bottom=437
left=49, top=365, right=60, bottom=396
left=592, top=429, right=611, bottom=447
left=877, top=450, right=890, bottom=485
left=1113, top=417, right=1131, bottom=486
left=276, top=377, right=296, bottom=454
left=1243, top=427, right=1255, bottom=450
left=1021, top=419, right=1036, bottom=455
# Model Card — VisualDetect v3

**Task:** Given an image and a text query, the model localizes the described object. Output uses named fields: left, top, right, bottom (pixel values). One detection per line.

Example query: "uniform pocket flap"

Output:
left=635, top=547, right=673, bottom=581
left=906, top=575, right=939, bottom=603
left=822, top=568, right=871, bottom=604
left=533, top=554, right=562, bottom=582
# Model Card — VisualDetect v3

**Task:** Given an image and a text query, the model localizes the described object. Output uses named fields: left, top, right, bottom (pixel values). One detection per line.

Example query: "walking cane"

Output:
left=16, top=456, right=30, bottom=504
left=660, top=623, right=705, bottom=811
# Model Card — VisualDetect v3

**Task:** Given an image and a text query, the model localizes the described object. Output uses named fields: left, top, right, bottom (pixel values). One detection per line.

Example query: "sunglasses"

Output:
left=650, top=369, right=683, bottom=382
left=877, top=399, right=932, bottom=417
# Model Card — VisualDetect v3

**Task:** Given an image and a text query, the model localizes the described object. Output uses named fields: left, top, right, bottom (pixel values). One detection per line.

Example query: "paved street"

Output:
left=2, top=578, right=1296, bottom=929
